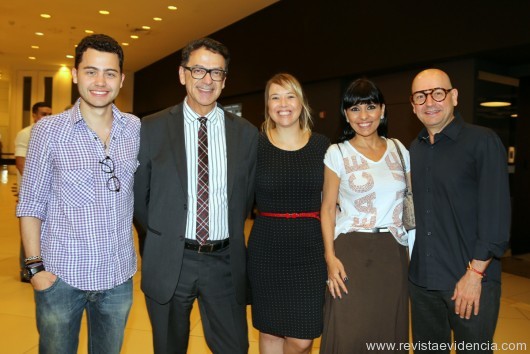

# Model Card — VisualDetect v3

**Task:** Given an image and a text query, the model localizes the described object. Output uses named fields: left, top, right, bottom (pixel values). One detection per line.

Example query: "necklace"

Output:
left=102, top=130, right=112, bottom=151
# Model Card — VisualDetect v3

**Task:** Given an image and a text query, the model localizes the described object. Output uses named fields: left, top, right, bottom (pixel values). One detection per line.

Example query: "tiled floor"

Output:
left=1, top=169, right=529, bottom=353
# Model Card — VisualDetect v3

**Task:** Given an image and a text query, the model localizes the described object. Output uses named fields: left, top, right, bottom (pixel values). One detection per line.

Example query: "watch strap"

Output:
left=25, top=264, right=45, bottom=280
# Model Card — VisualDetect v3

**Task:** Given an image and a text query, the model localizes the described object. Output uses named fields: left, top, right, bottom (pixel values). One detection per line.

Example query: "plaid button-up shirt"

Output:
left=17, top=100, right=140, bottom=291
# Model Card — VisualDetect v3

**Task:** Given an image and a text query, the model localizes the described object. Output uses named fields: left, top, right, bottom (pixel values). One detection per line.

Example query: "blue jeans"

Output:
left=34, top=277, right=133, bottom=354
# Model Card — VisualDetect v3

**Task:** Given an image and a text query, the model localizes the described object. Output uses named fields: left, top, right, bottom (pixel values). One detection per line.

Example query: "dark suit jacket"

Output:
left=134, top=102, right=258, bottom=305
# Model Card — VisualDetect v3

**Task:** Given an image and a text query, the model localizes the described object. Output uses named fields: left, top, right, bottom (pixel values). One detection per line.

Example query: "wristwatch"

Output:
left=23, top=264, right=45, bottom=280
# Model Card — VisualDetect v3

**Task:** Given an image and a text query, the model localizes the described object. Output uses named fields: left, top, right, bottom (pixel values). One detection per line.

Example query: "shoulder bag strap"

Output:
left=391, top=138, right=409, bottom=192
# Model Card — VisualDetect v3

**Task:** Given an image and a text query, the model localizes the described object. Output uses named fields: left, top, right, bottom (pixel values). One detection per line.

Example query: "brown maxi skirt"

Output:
left=320, top=231, right=409, bottom=354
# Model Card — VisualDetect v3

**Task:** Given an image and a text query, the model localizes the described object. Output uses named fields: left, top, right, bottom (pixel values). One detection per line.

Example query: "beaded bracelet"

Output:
left=467, top=261, right=485, bottom=278
left=24, top=255, right=42, bottom=264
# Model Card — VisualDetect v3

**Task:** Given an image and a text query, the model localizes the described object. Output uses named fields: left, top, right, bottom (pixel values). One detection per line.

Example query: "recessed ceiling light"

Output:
left=480, top=101, right=511, bottom=107
left=142, top=26, right=151, bottom=30
left=66, top=55, right=74, bottom=59
left=31, top=45, right=39, bottom=49
left=40, top=14, right=51, bottom=19
left=35, top=32, right=44, bottom=36
left=511, top=114, right=518, bottom=118
left=29, top=57, right=36, bottom=60
left=168, top=6, right=177, bottom=10
left=122, top=42, right=129, bottom=46
left=130, top=35, right=139, bottom=39
left=85, top=30, right=94, bottom=34
left=99, top=10, right=110, bottom=15
left=153, top=17, right=163, bottom=21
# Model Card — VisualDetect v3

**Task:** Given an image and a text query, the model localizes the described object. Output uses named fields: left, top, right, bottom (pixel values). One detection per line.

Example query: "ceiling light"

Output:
left=480, top=101, right=511, bottom=107
left=40, top=14, right=51, bottom=19
left=168, top=6, right=177, bottom=10
left=29, top=57, right=36, bottom=60
left=153, top=17, right=163, bottom=21
left=130, top=35, right=139, bottom=39
left=99, top=10, right=110, bottom=15
left=142, top=26, right=151, bottom=30
left=31, top=45, right=39, bottom=49
left=511, top=114, right=518, bottom=118
left=122, top=42, right=129, bottom=46
left=85, top=30, right=94, bottom=34
left=66, top=55, right=74, bottom=59
left=35, top=32, right=44, bottom=36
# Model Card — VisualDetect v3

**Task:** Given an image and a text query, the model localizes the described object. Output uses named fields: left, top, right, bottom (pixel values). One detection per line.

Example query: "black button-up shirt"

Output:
left=409, top=113, right=510, bottom=290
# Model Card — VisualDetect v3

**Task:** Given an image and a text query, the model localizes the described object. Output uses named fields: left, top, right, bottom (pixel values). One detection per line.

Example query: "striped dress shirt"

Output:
left=183, top=99, right=229, bottom=241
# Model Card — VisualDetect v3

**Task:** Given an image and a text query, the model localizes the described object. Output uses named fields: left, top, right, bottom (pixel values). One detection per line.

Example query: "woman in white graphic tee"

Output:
left=320, top=78, right=412, bottom=354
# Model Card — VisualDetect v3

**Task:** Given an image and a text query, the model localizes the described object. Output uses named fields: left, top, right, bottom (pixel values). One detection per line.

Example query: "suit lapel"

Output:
left=167, top=104, right=188, bottom=194
left=224, top=110, right=237, bottom=202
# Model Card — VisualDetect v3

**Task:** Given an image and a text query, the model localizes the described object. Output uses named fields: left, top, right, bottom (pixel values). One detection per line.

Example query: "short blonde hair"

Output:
left=261, top=73, right=313, bottom=134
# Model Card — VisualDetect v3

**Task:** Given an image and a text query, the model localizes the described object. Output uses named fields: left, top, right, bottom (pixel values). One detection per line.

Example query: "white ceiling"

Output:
left=0, top=0, right=278, bottom=77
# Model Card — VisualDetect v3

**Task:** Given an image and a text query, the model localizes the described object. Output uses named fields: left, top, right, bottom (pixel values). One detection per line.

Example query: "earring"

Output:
left=380, top=115, right=384, bottom=120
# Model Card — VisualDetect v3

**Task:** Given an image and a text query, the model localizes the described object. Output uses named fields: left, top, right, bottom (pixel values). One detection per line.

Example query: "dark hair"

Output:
left=75, top=34, right=124, bottom=72
left=338, top=78, right=388, bottom=142
left=32, top=102, right=51, bottom=114
left=181, top=38, right=230, bottom=70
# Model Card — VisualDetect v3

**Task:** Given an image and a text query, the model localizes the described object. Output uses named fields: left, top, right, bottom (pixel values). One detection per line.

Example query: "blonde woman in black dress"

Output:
left=248, top=73, right=329, bottom=354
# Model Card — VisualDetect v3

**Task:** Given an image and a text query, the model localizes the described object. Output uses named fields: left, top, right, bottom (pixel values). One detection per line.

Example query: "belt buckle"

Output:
left=198, top=243, right=214, bottom=253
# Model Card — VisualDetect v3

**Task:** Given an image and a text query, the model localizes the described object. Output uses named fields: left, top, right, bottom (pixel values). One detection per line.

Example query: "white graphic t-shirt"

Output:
left=324, top=138, right=410, bottom=246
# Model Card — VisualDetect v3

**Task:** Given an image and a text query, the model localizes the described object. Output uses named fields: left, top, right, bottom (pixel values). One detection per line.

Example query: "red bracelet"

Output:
left=467, top=262, right=485, bottom=278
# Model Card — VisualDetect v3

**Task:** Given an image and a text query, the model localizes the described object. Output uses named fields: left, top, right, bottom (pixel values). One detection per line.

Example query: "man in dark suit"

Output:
left=134, top=38, right=258, bottom=354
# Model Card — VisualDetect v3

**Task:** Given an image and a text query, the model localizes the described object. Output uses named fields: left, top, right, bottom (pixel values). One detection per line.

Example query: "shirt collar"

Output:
left=417, top=111, right=464, bottom=143
left=70, top=98, right=126, bottom=128
left=183, top=97, right=220, bottom=125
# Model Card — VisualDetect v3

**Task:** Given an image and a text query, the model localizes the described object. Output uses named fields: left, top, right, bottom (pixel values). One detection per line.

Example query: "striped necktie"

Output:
left=196, top=117, right=209, bottom=244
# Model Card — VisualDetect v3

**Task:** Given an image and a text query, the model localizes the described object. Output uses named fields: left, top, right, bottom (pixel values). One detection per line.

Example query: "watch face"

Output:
left=22, top=268, right=31, bottom=281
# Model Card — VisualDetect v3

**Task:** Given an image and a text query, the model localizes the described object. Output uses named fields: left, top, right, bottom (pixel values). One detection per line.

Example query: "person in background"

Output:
left=134, top=37, right=258, bottom=354
left=320, top=78, right=410, bottom=353
left=15, top=102, right=52, bottom=176
left=408, top=68, right=510, bottom=353
left=14, top=101, right=52, bottom=282
left=248, top=73, right=329, bottom=354
left=16, top=34, right=140, bottom=354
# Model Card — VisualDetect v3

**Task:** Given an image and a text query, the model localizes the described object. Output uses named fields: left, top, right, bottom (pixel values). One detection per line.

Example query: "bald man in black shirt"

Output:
left=408, top=69, right=510, bottom=353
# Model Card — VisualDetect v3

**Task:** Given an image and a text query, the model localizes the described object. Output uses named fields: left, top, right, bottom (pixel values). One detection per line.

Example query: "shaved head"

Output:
left=412, top=69, right=453, bottom=93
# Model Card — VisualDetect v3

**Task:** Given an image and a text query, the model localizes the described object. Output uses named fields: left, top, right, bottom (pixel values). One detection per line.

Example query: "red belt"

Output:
left=259, top=211, right=320, bottom=221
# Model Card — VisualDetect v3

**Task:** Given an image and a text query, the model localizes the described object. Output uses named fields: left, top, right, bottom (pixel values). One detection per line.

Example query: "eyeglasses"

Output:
left=182, top=66, right=227, bottom=81
left=410, top=87, right=454, bottom=105
left=99, top=156, right=121, bottom=192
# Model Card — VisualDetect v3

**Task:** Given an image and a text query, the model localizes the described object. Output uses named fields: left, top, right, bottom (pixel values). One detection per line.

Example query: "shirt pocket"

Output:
left=60, top=168, right=95, bottom=207
left=117, top=158, right=139, bottom=194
